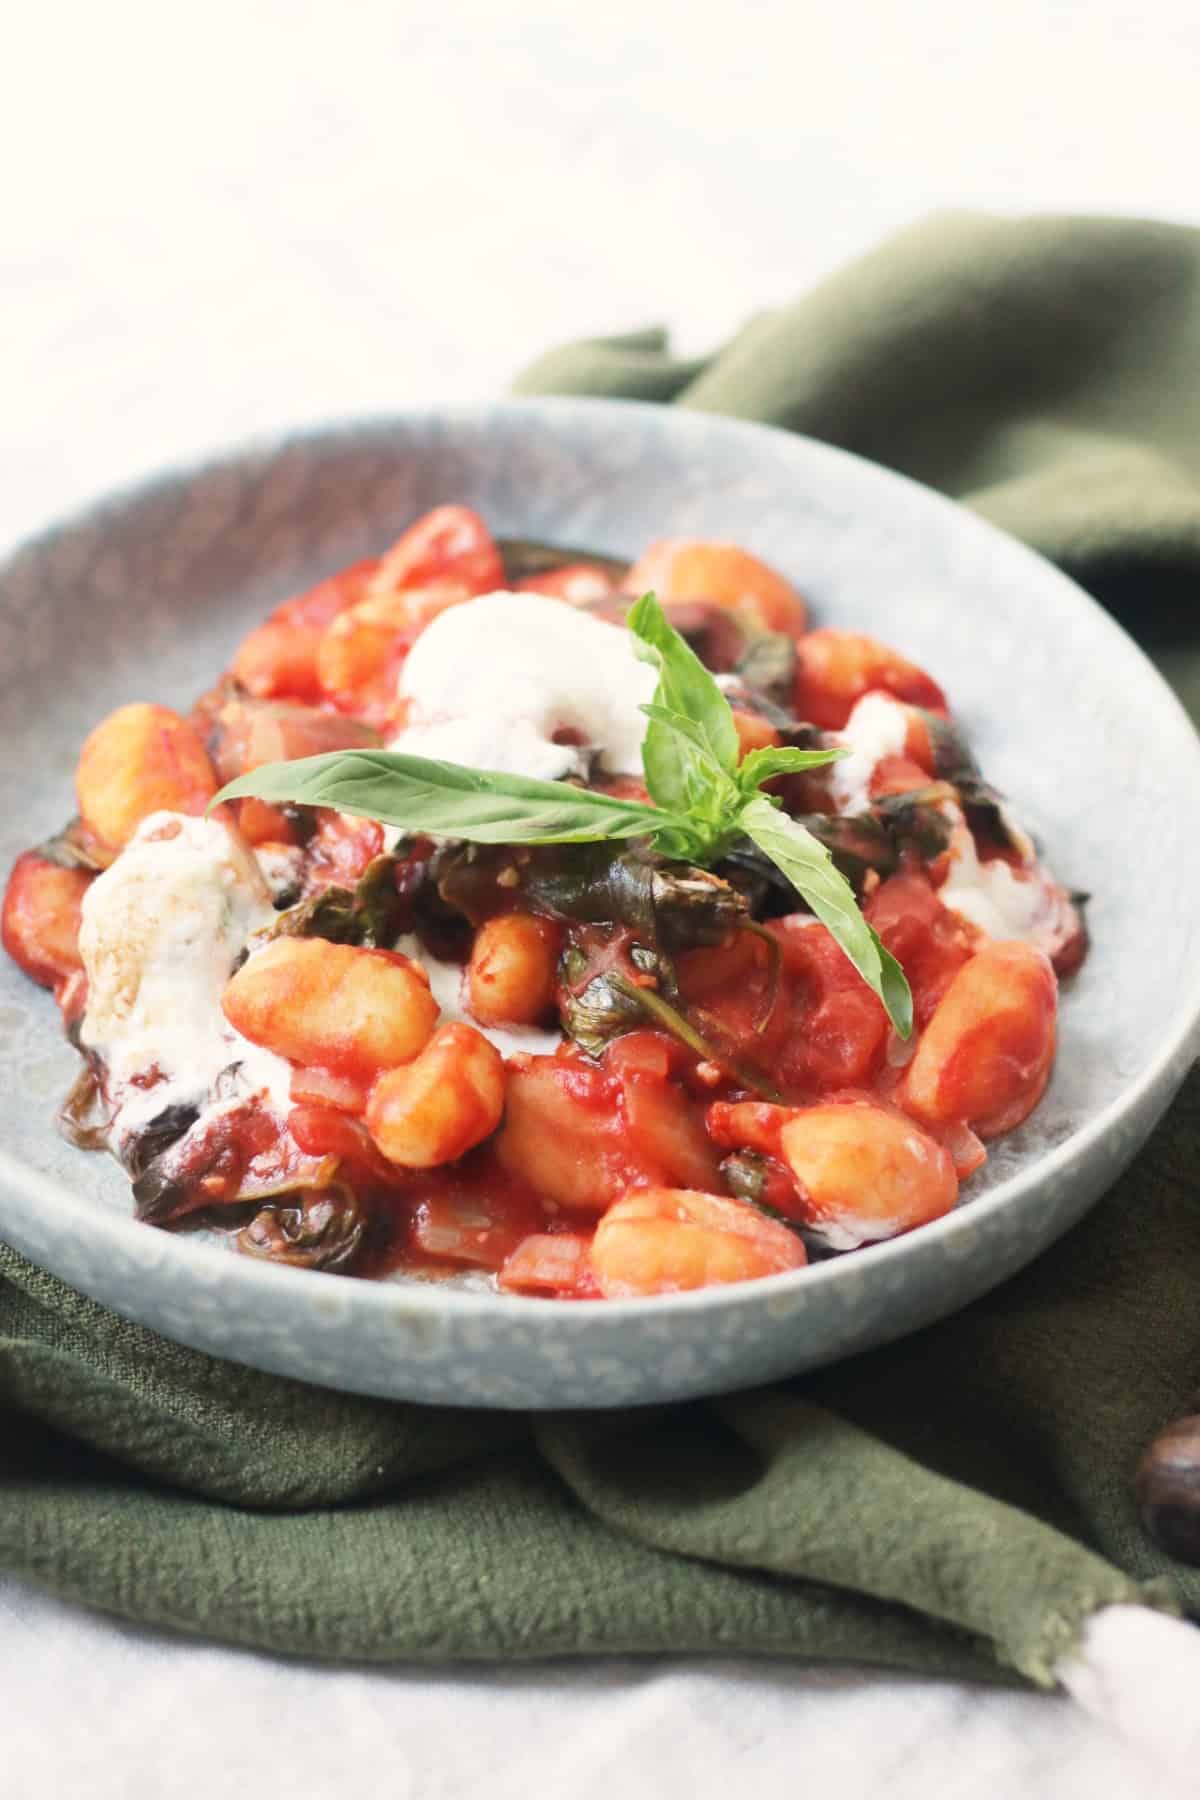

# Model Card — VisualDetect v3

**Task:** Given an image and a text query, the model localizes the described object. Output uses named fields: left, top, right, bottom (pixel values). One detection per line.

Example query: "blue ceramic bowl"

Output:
left=2, top=400, right=1198, bottom=1407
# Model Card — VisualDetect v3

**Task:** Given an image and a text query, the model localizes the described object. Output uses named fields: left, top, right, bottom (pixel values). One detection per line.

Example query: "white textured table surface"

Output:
left=5, top=1, right=1200, bottom=1793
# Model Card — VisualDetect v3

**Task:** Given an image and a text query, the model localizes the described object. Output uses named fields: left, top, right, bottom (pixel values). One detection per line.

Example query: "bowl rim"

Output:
left=3, top=394, right=1199, bottom=1328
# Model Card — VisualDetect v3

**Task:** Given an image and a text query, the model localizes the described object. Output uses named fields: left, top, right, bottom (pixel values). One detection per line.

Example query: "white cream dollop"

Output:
left=78, top=812, right=293, bottom=1144
left=828, top=697, right=1073, bottom=958
left=938, top=802, right=1076, bottom=957
left=389, top=590, right=657, bottom=781
left=829, top=692, right=912, bottom=815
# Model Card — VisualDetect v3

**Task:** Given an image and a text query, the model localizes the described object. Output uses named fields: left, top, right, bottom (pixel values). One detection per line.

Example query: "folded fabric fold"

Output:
left=517, top=212, right=1200, bottom=623
left=3, top=211, right=1200, bottom=1705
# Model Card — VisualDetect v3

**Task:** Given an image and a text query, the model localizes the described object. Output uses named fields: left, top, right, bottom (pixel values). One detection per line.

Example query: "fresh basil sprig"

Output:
left=625, top=592, right=911, bottom=1036
left=212, top=592, right=913, bottom=1035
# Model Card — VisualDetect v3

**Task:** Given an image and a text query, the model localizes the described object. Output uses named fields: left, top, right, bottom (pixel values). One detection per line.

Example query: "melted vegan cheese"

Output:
left=78, top=813, right=293, bottom=1146
left=830, top=692, right=911, bottom=815
left=939, top=808, right=1042, bottom=939
left=389, top=590, right=658, bottom=781
left=827, top=695, right=1068, bottom=955
left=78, top=801, right=567, bottom=1166
left=938, top=801, right=1075, bottom=957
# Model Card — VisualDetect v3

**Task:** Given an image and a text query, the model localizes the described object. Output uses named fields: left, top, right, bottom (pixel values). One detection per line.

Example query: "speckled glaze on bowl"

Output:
left=2, top=400, right=1199, bottom=1409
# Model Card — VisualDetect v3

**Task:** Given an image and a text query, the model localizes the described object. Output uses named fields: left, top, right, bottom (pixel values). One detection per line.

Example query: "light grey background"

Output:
left=4, top=1, right=1199, bottom=1793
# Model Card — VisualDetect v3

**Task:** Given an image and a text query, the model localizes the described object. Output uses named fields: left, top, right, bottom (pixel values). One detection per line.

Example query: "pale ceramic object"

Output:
left=1, top=400, right=1198, bottom=1408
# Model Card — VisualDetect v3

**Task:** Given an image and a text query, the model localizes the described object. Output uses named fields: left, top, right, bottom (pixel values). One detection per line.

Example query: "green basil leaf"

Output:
left=212, top=751, right=676, bottom=846
left=259, top=853, right=405, bottom=949
left=637, top=705, right=743, bottom=855
left=639, top=723, right=689, bottom=819
left=736, top=744, right=846, bottom=793
left=639, top=697, right=704, bottom=821
left=627, top=591, right=740, bottom=810
left=738, top=793, right=913, bottom=1038
left=639, top=703, right=733, bottom=785
left=874, top=942, right=915, bottom=1042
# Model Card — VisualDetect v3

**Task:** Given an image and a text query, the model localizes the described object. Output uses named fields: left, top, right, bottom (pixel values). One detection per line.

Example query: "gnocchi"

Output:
left=779, top=1100, right=958, bottom=1247
left=366, top=1023, right=505, bottom=1168
left=466, top=913, right=562, bottom=1027
left=591, top=1188, right=807, bottom=1297
left=222, top=937, right=438, bottom=1081
left=5, top=503, right=1083, bottom=1296
left=623, top=539, right=807, bottom=637
left=76, top=703, right=217, bottom=850
left=900, top=941, right=1058, bottom=1139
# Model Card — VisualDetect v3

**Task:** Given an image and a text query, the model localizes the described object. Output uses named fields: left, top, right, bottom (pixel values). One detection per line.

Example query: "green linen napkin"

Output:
left=4, top=212, right=1200, bottom=1688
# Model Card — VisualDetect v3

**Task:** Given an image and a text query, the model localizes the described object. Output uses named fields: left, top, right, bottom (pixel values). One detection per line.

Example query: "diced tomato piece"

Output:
left=289, top=1065, right=372, bottom=1115
left=767, top=919, right=891, bottom=1095
left=732, top=708, right=782, bottom=759
left=304, top=810, right=386, bottom=889
left=605, top=1030, right=679, bottom=1084
left=236, top=797, right=300, bottom=846
left=408, top=1169, right=543, bottom=1271
left=675, top=932, right=772, bottom=1008
left=280, top=559, right=381, bottom=630
left=372, top=506, right=503, bottom=598
left=793, top=630, right=947, bottom=730
left=866, top=872, right=976, bottom=1030
left=933, top=1119, right=988, bottom=1180
left=707, top=1100, right=791, bottom=1158
left=677, top=920, right=889, bottom=1100
left=2, top=852, right=92, bottom=992
left=207, top=697, right=379, bottom=784
left=287, top=1104, right=399, bottom=1184
left=231, top=561, right=380, bottom=703
left=498, top=1232, right=596, bottom=1296
left=869, top=754, right=936, bottom=799
left=231, top=621, right=325, bottom=703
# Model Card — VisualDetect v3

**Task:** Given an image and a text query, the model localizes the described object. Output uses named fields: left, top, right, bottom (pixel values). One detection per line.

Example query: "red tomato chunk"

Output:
left=2, top=853, right=91, bottom=994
